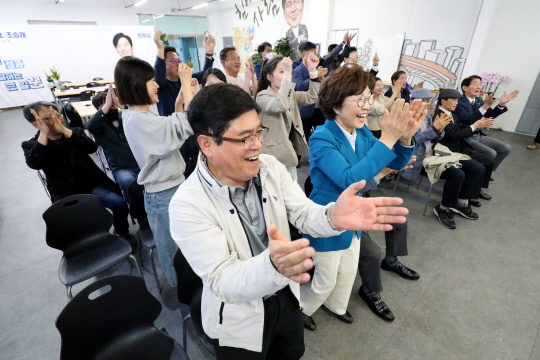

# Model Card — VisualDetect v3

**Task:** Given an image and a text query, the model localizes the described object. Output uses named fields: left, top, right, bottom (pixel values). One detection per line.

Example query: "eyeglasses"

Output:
left=40, top=112, right=63, bottom=122
left=347, top=95, right=375, bottom=108
left=213, top=126, right=269, bottom=150
left=166, top=59, right=182, bottom=64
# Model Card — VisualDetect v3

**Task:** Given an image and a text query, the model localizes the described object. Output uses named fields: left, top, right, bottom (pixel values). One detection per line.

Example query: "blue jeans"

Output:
left=112, top=167, right=140, bottom=203
left=90, top=185, right=130, bottom=235
left=144, top=185, right=179, bottom=287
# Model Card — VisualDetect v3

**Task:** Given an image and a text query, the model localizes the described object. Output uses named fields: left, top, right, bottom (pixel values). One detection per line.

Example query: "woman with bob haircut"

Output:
left=115, top=56, right=195, bottom=288
left=301, top=64, right=425, bottom=330
left=255, top=55, right=319, bottom=181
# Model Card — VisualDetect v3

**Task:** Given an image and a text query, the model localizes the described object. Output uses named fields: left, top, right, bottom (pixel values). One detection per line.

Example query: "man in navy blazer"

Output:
left=453, top=75, right=519, bottom=173
left=292, top=41, right=327, bottom=139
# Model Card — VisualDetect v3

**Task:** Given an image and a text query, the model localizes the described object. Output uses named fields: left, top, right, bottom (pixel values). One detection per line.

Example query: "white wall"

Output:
left=462, top=0, right=540, bottom=132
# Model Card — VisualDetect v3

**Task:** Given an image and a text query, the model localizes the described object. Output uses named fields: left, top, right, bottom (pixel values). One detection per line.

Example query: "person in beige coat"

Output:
left=367, top=77, right=400, bottom=138
left=256, top=55, right=320, bottom=181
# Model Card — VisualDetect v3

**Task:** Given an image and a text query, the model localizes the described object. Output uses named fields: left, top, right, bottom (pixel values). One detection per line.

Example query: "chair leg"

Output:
left=423, top=183, right=433, bottom=216
left=417, top=175, right=424, bottom=189
left=128, top=255, right=145, bottom=284
left=137, top=234, right=144, bottom=269
left=66, top=285, right=73, bottom=301
left=183, top=314, right=192, bottom=351
left=149, top=248, right=162, bottom=293
left=392, top=173, right=401, bottom=192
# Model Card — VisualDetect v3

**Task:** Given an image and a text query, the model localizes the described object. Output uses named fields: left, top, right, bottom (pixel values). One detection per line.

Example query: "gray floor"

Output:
left=1, top=108, right=539, bottom=360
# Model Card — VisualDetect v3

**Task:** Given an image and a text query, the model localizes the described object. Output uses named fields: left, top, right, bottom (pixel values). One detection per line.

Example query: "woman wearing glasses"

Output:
left=256, top=55, right=320, bottom=181
left=115, top=56, right=196, bottom=288
left=301, top=64, right=425, bottom=330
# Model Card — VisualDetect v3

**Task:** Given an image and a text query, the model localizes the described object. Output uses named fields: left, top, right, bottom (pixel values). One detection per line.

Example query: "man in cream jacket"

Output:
left=169, top=83, right=408, bottom=359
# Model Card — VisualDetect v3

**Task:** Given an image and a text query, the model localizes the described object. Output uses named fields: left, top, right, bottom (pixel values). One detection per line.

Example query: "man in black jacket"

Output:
left=434, top=89, right=494, bottom=202
left=21, top=101, right=133, bottom=239
left=87, top=89, right=140, bottom=201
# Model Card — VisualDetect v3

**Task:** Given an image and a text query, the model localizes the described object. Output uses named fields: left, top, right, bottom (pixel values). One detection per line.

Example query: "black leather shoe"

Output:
left=335, top=310, right=354, bottom=324
left=381, top=260, right=420, bottom=280
left=469, top=199, right=482, bottom=207
left=358, top=286, right=395, bottom=322
left=451, top=206, right=479, bottom=220
left=303, top=315, right=316, bottom=331
left=479, top=191, right=492, bottom=200
left=489, top=177, right=494, bottom=183
left=433, top=204, right=456, bottom=229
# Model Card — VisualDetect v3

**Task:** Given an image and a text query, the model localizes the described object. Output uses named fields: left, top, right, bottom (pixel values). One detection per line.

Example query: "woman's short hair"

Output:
left=112, top=33, right=133, bottom=47
left=201, top=68, right=227, bottom=87
left=114, top=56, right=154, bottom=106
left=188, top=83, right=260, bottom=145
left=390, top=70, right=406, bottom=85
left=318, top=64, right=375, bottom=120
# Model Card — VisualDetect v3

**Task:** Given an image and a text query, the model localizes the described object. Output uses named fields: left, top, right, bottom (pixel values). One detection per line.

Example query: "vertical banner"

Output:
left=0, top=25, right=157, bottom=109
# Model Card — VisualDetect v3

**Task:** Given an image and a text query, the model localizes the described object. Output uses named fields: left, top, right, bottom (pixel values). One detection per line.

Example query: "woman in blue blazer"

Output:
left=301, top=64, right=426, bottom=330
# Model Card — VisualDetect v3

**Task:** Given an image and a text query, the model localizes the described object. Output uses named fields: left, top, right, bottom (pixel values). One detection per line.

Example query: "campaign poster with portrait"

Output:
left=229, top=0, right=312, bottom=61
left=0, top=25, right=155, bottom=109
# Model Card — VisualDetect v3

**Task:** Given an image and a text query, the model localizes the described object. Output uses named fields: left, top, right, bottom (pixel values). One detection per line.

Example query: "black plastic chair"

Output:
left=93, top=77, right=104, bottom=81
left=55, top=275, right=188, bottom=360
left=128, top=180, right=162, bottom=293
left=173, top=249, right=215, bottom=356
left=79, top=90, right=96, bottom=101
left=86, top=81, right=102, bottom=88
left=43, top=194, right=143, bottom=300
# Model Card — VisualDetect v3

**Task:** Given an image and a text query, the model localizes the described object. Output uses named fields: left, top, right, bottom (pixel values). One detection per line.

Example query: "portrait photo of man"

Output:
left=113, top=32, right=134, bottom=58
left=283, top=0, right=308, bottom=60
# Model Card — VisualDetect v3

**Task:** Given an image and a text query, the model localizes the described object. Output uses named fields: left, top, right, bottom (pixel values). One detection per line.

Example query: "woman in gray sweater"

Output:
left=114, top=56, right=195, bottom=288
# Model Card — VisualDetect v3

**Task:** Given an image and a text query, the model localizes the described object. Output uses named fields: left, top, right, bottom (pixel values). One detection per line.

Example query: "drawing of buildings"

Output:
left=398, top=39, right=465, bottom=90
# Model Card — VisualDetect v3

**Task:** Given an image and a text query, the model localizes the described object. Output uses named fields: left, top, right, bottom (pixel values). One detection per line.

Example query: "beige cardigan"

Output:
left=367, top=95, right=392, bottom=131
left=256, top=78, right=320, bottom=167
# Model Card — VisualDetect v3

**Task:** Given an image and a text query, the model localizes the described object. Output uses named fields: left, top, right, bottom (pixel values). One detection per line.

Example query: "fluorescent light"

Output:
left=192, top=2, right=209, bottom=9
left=154, top=14, right=164, bottom=18
left=142, top=19, right=150, bottom=23
left=134, top=0, right=147, bottom=6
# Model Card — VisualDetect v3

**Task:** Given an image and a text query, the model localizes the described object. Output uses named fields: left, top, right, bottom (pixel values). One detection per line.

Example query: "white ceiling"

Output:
left=4, top=0, right=237, bottom=12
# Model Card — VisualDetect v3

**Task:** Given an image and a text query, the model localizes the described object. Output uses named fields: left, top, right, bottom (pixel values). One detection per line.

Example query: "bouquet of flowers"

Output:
left=479, top=72, right=512, bottom=97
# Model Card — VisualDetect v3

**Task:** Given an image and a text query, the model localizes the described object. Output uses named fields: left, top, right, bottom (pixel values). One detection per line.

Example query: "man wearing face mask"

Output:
left=86, top=86, right=140, bottom=202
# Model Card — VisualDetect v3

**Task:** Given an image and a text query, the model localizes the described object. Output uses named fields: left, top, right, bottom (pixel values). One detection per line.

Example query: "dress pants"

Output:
left=358, top=221, right=408, bottom=293
left=465, top=135, right=512, bottom=171
left=300, top=234, right=361, bottom=316
left=439, top=159, right=485, bottom=207
left=462, top=148, right=494, bottom=189
left=211, top=286, right=305, bottom=360
left=301, top=108, right=326, bottom=140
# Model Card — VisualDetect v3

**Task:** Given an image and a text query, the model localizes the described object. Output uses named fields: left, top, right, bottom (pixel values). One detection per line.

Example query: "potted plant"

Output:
left=43, top=67, right=61, bottom=88
left=273, top=38, right=293, bottom=58
left=251, top=53, right=262, bottom=65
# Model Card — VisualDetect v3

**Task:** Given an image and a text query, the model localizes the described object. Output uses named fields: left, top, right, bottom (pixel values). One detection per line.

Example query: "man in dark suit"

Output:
left=435, top=89, right=495, bottom=202
left=453, top=75, right=519, bottom=173
left=342, top=47, right=380, bottom=76
left=283, top=0, right=309, bottom=60
left=292, top=41, right=327, bottom=139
